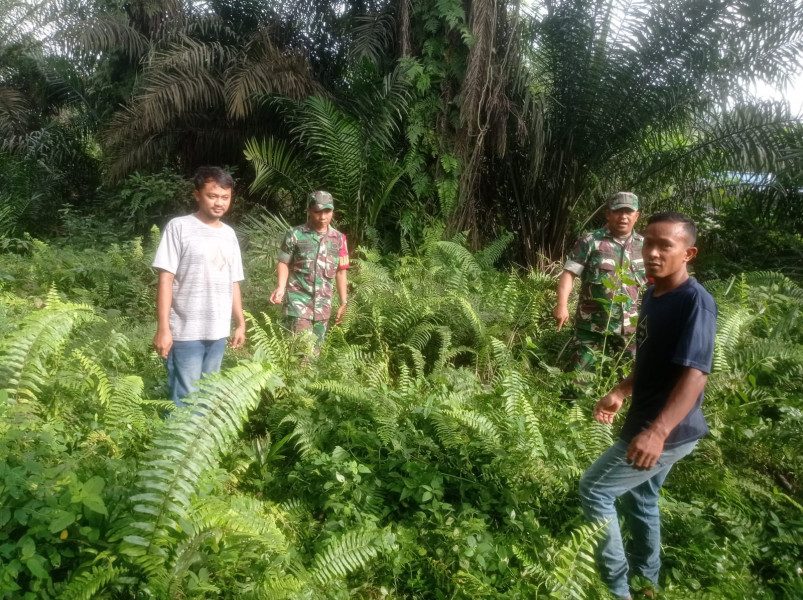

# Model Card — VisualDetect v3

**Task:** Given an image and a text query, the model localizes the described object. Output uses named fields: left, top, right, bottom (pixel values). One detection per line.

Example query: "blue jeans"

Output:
left=579, top=438, right=698, bottom=599
left=165, top=339, right=227, bottom=407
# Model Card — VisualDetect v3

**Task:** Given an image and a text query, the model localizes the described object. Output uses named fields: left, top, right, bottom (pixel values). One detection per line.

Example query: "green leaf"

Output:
left=82, top=476, right=105, bottom=496
left=49, top=510, right=76, bottom=534
left=82, top=494, right=108, bottom=516
left=20, top=537, right=35, bottom=559
left=25, top=555, right=49, bottom=579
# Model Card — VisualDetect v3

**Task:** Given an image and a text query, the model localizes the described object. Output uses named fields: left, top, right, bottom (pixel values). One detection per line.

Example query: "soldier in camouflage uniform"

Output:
left=554, top=192, right=647, bottom=372
left=270, top=191, right=350, bottom=350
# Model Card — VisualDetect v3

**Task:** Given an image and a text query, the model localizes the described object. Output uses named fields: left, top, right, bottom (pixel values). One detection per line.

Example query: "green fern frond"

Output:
left=309, top=380, right=371, bottom=402
left=446, top=407, right=501, bottom=453
left=0, top=297, right=98, bottom=402
left=499, top=272, right=522, bottom=320
left=432, top=326, right=453, bottom=372
left=728, top=339, right=803, bottom=373
left=58, top=563, right=121, bottom=600
left=105, top=375, right=148, bottom=431
left=488, top=337, right=513, bottom=371
left=70, top=349, right=111, bottom=406
left=245, top=137, right=312, bottom=201
left=429, top=411, right=467, bottom=450
left=362, top=354, right=390, bottom=387
left=432, top=240, right=482, bottom=279
left=309, top=529, right=384, bottom=585
left=406, top=322, right=436, bottom=351
left=282, top=411, right=331, bottom=457
left=446, top=295, right=485, bottom=340
left=354, top=258, right=394, bottom=294
left=247, top=311, right=290, bottom=368
left=547, top=521, right=606, bottom=599
left=386, top=301, right=435, bottom=339
left=184, top=496, right=287, bottom=553
left=397, top=344, right=427, bottom=377
left=118, top=362, right=283, bottom=576
left=714, top=308, right=755, bottom=372
left=505, top=392, right=546, bottom=458
left=513, top=543, right=547, bottom=579
left=475, top=231, right=514, bottom=269
left=250, top=574, right=304, bottom=600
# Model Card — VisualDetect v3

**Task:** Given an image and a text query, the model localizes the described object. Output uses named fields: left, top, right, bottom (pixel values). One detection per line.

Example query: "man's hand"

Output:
left=269, top=288, right=285, bottom=304
left=593, top=393, right=624, bottom=424
left=626, top=429, right=665, bottom=470
left=230, top=323, right=246, bottom=349
left=553, top=305, right=570, bottom=331
left=153, top=328, right=173, bottom=359
left=336, top=303, right=347, bottom=325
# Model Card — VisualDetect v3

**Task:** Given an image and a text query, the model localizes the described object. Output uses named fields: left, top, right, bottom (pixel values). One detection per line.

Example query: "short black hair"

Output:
left=647, top=211, right=697, bottom=246
left=193, top=166, right=235, bottom=191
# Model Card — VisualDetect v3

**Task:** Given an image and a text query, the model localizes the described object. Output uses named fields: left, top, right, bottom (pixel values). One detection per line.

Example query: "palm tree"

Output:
left=468, top=0, right=803, bottom=263
left=68, top=0, right=323, bottom=179
left=0, top=0, right=104, bottom=233
left=244, top=65, right=412, bottom=244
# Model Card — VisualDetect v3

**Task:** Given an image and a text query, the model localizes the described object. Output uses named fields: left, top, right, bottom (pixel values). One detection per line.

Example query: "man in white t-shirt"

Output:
left=152, top=167, right=246, bottom=406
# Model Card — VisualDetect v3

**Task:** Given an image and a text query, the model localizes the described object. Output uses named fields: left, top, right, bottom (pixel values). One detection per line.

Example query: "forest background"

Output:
left=1, top=0, right=802, bottom=599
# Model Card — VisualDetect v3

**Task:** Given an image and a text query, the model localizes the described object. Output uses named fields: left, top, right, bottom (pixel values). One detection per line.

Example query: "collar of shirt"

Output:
left=302, top=223, right=338, bottom=240
left=602, top=227, right=638, bottom=248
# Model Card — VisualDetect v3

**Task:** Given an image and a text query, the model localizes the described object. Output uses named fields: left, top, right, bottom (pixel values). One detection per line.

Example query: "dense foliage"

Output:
left=2, top=0, right=803, bottom=260
left=2, top=0, right=803, bottom=597
left=1, top=224, right=802, bottom=599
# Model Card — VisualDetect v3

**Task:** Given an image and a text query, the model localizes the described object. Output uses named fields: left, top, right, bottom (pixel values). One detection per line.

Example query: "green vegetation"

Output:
left=2, top=0, right=803, bottom=598
left=1, top=229, right=802, bottom=598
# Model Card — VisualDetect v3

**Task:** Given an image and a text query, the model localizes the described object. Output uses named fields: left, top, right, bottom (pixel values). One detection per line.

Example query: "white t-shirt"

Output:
left=152, top=215, right=244, bottom=341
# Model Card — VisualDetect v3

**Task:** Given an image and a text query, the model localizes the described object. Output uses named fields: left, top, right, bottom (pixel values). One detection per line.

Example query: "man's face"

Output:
left=605, top=208, right=639, bottom=237
left=307, top=208, right=333, bottom=232
left=643, top=221, right=697, bottom=279
left=194, top=181, right=232, bottom=221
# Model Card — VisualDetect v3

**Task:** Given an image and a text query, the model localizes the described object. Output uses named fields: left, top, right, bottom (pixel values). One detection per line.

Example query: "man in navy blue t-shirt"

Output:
left=579, top=212, right=717, bottom=600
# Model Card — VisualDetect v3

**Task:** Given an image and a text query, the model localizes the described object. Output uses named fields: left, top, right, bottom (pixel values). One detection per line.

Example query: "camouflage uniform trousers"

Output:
left=571, top=328, right=636, bottom=373
left=284, top=316, right=328, bottom=352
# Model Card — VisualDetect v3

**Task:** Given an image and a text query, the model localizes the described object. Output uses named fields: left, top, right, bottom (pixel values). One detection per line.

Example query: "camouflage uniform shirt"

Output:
left=563, top=227, right=646, bottom=336
left=278, top=224, right=350, bottom=321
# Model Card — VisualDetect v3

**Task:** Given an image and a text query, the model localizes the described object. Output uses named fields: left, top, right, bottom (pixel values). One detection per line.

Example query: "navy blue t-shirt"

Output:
left=620, top=277, right=717, bottom=448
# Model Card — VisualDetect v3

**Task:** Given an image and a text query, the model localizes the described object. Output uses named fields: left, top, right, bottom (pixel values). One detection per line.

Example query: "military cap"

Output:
left=308, top=191, right=334, bottom=210
left=607, top=192, right=639, bottom=211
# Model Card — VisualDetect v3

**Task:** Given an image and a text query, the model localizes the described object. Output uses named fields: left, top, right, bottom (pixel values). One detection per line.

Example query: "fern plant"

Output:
left=0, top=288, right=97, bottom=403
left=116, top=362, right=283, bottom=579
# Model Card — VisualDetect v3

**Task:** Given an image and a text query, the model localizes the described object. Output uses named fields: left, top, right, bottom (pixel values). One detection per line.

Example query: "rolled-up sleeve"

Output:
left=563, top=234, right=591, bottom=277
left=277, top=230, right=295, bottom=264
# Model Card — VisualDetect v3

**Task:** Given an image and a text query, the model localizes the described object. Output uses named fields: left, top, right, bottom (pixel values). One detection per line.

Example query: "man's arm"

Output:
left=270, top=262, right=290, bottom=304
left=593, top=371, right=635, bottom=424
left=335, top=269, right=348, bottom=324
left=626, top=366, right=708, bottom=469
left=230, top=281, right=246, bottom=348
left=153, top=270, right=174, bottom=359
left=553, top=270, right=577, bottom=331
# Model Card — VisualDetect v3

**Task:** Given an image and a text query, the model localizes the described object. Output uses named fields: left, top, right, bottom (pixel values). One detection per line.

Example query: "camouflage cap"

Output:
left=308, top=191, right=334, bottom=210
left=607, top=192, right=639, bottom=211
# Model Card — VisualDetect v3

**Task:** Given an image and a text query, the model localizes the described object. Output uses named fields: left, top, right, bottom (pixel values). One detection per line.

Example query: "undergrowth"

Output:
left=0, top=228, right=801, bottom=599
